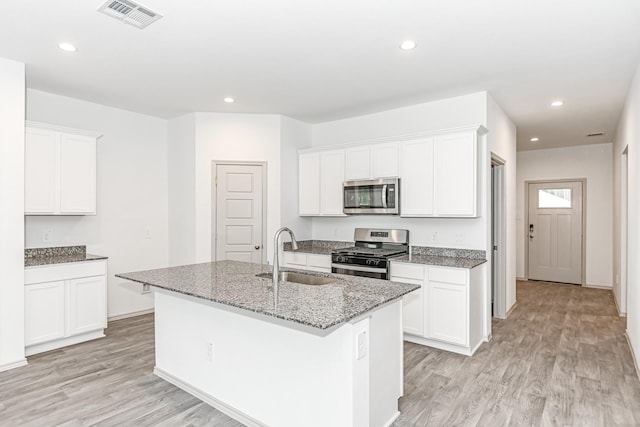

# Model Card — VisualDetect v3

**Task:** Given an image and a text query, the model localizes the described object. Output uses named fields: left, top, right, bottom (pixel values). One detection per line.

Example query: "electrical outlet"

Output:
left=42, top=229, right=52, bottom=243
left=431, top=232, right=439, bottom=243
left=206, top=342, right=214, bottom=363
left=145, top=227, right=152, bottom=239
left=455, top=233, right=464, bottom=244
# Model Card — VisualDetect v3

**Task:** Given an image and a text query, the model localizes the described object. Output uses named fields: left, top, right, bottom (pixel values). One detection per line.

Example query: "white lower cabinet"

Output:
left=24, top=281, right=66, bottom=346
left=24, top=260, right=107, bottom=356
left=283, top=252, right=332, bottom=273
left=391, top=261, right=485, bottom=356
left=390, top=263, right=424, bottom=336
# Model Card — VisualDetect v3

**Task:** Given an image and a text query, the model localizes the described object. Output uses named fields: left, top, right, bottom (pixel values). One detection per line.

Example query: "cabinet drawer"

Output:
left=25, top=260, right=107, bottom=285
left=428, top=266, right=467, bottom=285
left=307, top=254, right=331, bottom=269
left=283, top=252, right=307, bottom=267
left=390, top=262, right=425, bottom=280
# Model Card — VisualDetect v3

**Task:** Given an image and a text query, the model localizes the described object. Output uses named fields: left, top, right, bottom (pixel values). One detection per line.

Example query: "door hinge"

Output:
left=493, top=245, right=498, bottom=251
left=215, top=176, right=218, bottom=186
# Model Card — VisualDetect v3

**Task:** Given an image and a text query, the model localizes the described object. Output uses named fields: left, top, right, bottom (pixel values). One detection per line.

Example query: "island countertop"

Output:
left=116, top=260, right=419, bottom=330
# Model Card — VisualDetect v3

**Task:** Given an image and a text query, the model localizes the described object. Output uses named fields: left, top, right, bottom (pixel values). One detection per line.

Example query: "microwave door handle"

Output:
left=382, top=184, right=387, bottom=208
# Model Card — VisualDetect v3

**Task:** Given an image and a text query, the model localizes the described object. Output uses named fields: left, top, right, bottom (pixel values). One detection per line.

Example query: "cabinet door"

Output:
left=434, top=131, right=477, bottom=216
left=25, top=281, right=66, bottom=346
left=427, top=267, right=468, bottom=346
left=59, top=134, right=97, bottom=214
left=25, top=128, right=58, bottom=214
left=299, top=152, right=321, bottom=215
left=344, top=146, right=371, bottom=180
left=320, top=150, right=345, bottom=216
left=391, top=263, right=425, bottom=336
left=68, top=275, right=106, bottom=335
left=371, top=142, right=399, bottom=178
left=400, top=138, right=434, bottom=216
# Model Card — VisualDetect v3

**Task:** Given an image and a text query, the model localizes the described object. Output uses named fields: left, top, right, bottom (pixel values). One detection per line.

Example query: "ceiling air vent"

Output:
left=586, top=132, right=605, bottom=137
left=98, top=0, right=162, bottom=29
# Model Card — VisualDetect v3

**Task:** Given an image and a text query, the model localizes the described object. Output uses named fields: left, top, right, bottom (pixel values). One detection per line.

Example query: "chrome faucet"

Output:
left=272, top=227, right=298, bottom=286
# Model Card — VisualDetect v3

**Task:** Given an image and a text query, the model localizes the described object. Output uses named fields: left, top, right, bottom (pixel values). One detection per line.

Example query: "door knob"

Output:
left=255, top=245, right=261, bottom=250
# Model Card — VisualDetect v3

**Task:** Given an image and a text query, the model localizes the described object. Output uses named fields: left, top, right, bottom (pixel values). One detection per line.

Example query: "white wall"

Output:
left=487, top=94, right=518, bottom=314
left=516, top=143, right=613, bottom=288
left=280, top=116, right=313, bottom=241
left=25, top=90, right=170, bottom=319
left=614, top=62, right=640, bottom=370
left=168, top=113, right=196, bottom=266
left=193, top=113, right=283, bottom=263
left=310, top=92, right=489, bottom=249
left=0, top=57, right=26, bottom=371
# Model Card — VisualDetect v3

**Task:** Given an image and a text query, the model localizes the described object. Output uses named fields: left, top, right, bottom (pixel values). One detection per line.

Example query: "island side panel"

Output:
left=153, top=288, right=370, bottom=427
left=369, top=299, right=403, bottom=426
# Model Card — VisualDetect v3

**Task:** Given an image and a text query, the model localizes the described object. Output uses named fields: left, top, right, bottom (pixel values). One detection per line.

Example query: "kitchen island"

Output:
left=116, top=260, right=418, bottom=427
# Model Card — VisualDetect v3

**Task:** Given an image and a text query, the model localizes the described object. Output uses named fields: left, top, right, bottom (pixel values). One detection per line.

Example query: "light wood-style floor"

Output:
left=1, top=280, right=638, bottom=426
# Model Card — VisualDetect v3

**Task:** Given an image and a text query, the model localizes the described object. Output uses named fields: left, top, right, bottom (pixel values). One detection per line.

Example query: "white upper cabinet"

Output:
left=434, top=131, right=478, bottom=216
left=299, top=149, right=345, bottom=216
left=344, top=146, right=371, bottom=180
left=401, top=128, right=480, bottom=217
left=371, top=142, right=399, bottom=178
left=345, top=142, right=399, bottom=180
left=298, top=152, right=321, bottom=215
left=320, top=149, right=346, bottom=216
left=400, top=137, right=435, bottom=216
left=25, top=122, right=101, bottom=215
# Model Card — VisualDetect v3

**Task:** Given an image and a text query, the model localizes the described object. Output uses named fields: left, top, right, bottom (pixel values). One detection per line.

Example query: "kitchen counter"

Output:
left=283, top=239, right=352, bottom=255
left=116, top=259, right=415, bottom=427
left=116, top=259, right=418, bottom=330
left=25, top=246, right=108, bottom=267
left=394, top=254, right=486, bottom=269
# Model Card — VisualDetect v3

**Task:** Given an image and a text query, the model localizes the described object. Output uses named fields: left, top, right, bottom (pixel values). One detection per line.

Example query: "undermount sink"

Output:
left=255, top=271, right=336, bottom=286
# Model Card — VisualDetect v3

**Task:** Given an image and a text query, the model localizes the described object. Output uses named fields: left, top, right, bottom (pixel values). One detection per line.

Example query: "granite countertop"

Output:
left=116, top=260, right=419, bottom=330
left=393, top=254, right=487, bottom=269
left=283, top=240, right=353, bottom=255
left=284, top=240, right=487, bottom=269
left=25, top=246, right=108, bottom=267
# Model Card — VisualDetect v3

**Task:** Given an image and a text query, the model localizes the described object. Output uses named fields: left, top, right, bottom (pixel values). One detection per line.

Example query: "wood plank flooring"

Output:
left=1, top=280, right=638, bottom=426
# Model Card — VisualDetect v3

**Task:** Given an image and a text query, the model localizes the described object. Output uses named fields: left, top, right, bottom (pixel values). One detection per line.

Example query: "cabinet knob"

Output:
left=255, top=245, right=261, bottom=250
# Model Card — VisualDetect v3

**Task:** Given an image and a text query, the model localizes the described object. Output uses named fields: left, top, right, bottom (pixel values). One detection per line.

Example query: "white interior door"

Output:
left=215, top=164, right=264, bottom=263
left=528, top=181, right=583, bottom=284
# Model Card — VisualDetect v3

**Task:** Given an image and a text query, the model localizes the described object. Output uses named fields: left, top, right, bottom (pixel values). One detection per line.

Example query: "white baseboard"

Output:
left=625, top=331, right=640, bottom=380
left=516, top=277, right=527, bottom=281
left=154, top=367, right=267, bottom=427
left=383, top=411, right=401, bottom=427
left=613, top=294, right=627, bottom=317
left=108, top=308, right=154, bottom=322
left=26, top=330, right=105, bottom=356
left=0, top=358, right=27, bottom=373
left=584, top=283, right=613, bottom=290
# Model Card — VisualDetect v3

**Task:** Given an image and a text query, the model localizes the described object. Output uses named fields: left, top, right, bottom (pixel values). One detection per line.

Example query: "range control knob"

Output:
left=366, top=259, right=380, bottom=266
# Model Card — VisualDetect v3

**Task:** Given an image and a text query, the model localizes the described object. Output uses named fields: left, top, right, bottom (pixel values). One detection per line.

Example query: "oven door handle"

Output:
left=331, top=263, right=387, bottom=273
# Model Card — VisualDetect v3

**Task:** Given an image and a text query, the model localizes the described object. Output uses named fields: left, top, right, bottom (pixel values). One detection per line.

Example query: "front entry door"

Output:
left=528, top=181, right=583, bottom=284
left=215, top=164, right=264, bottom=263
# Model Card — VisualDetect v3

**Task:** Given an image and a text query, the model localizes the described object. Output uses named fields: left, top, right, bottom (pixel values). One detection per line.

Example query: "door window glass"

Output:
left=538, top=188, right=571, bottom=208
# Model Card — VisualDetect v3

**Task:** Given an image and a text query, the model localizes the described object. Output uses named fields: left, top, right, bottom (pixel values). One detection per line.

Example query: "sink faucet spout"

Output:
left=273, top=227, right=298, bottom=287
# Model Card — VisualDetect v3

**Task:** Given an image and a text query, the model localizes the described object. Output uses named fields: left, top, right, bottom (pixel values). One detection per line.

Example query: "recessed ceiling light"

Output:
left=551, top=100, right=564, bottom=107
left=224, top=97, right=235, bottom=103
left=58, top=42, right=77, bottom=52
left=530, top=137, right=540, bottom=142
left=400, top=40, right=417, bottom=50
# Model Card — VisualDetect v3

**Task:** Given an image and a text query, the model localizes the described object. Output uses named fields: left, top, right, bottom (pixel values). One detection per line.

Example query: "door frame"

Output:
left=619, top=147, right=628, bottom=315
left=211, top=160, right=268, bottom=264
left=490, top=153, right=507, bottom=319
left=524, top=178, right=587, bottom=286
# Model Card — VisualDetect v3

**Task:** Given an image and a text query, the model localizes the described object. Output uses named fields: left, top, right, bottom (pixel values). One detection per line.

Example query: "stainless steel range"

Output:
left=331, top=228, right=409, bottom=280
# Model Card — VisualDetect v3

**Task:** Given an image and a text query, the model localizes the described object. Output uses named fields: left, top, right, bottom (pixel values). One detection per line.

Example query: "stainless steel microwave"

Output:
left=343, top=178, right=400, bottom=215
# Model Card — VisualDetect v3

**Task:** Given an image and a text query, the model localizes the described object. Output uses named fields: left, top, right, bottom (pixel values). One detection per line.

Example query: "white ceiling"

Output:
left=1, top=0, right=639, bottom=151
